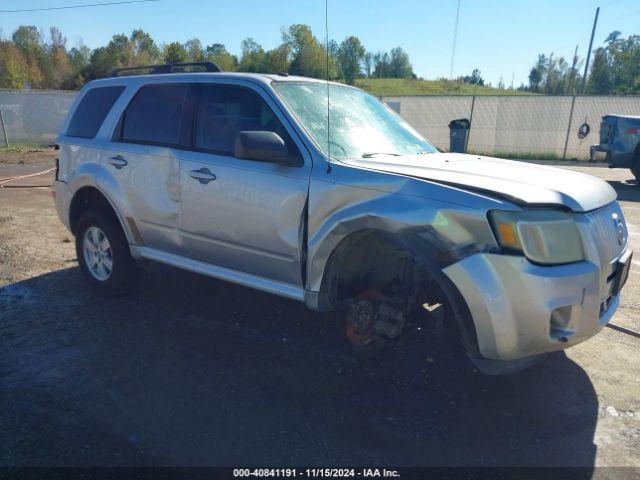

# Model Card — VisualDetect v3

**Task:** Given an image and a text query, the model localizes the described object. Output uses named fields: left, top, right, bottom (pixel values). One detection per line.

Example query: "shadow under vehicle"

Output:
left=0, top=263, right=598, bottom=472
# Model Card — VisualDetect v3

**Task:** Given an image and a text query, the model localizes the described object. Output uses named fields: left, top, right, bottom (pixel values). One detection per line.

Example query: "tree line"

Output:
left=0, top=24, right=415, bottom=90
left=524, top=31, right=640, bottom=95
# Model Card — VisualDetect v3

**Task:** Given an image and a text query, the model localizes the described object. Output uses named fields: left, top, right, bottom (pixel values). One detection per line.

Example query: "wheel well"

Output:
left=320, top=229, right=480, bottom=355
left=69, top=187, right=119, bottom=236
left=322, top=230, right=412, bottom=305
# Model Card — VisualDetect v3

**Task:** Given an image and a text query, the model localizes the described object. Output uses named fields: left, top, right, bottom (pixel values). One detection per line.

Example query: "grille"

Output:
left=585, top=202, right=627, bottom=266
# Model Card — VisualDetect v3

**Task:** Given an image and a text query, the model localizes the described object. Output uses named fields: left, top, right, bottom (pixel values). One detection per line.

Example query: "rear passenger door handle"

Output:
left=108, top=155, right=128, bottom=169
left=189, top=168, right=217, bottom=184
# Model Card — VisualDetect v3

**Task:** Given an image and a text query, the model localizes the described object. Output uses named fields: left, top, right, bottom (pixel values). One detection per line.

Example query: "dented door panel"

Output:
left=100, top=142, right=183, bottom=254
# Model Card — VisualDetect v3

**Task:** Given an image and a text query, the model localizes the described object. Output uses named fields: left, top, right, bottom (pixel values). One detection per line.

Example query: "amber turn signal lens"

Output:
left=497, top=223, right=518, bottom=247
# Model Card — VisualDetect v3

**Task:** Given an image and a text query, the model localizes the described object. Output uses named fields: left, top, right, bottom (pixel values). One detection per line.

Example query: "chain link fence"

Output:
left=384, top=94, right=640, bottom=159
left=1, top=89, right=639, bottom=159
left=0, top=89, right=76, bottom=146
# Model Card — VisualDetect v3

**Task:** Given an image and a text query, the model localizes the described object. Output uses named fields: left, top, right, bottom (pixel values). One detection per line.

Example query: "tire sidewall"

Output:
left=75, top=210, right=133, bottom=296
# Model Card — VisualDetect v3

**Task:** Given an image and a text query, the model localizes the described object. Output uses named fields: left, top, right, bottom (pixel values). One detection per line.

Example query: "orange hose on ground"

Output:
left=0, top=167, right=55, bottom=186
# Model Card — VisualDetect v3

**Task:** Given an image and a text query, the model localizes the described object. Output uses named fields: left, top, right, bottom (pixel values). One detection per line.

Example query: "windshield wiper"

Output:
left=362, top=152, right=402, bottom=158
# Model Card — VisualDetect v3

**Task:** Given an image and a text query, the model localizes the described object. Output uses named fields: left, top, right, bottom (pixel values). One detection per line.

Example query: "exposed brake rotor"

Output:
left=345, top=289, right=406, bottom=346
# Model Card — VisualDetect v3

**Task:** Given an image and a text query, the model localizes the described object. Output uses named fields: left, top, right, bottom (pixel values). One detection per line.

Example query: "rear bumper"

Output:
left=443, top=251, right=625, bottom=362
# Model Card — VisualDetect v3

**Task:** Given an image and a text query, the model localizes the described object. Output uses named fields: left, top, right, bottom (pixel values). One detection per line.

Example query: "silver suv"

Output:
left=53, top=62, right=632, bottom=373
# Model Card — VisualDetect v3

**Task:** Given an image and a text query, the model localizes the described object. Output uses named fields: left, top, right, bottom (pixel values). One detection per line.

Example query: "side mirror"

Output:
left=234, top=131, right=297, bottom=165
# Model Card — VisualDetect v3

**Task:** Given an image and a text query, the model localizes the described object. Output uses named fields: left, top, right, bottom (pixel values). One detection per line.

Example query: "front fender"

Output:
left=306, top=181, right=499, bottom=295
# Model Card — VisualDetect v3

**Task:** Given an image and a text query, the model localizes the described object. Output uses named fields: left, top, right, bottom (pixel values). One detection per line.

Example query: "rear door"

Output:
left=178, top=82, right=311, bottom=286
left=101, top=83, right=192, bottom=254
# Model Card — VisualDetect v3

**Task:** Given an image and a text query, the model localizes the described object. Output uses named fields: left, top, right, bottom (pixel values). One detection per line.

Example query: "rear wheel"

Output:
left=75, top=209, right=136, bottom=296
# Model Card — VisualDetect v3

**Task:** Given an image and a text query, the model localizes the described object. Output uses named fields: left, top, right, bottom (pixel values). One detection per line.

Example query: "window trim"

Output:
left=113, top=82, right=194, bottom=150
left=190, top=83, right=303, bottom=165
left=66, top=85, right=125, bottom=139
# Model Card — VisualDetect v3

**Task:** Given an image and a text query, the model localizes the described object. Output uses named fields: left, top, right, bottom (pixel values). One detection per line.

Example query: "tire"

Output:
left=75, top=209, right=136, bottom=297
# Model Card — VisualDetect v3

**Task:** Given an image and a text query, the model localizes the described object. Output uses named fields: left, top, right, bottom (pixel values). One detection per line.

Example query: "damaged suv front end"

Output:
left=444, top=201, right=630, bottom=371
left=274, top=80, right=631, bottom=373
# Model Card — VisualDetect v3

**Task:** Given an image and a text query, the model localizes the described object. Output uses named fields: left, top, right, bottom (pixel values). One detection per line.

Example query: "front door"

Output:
left=179, top=83, right=310, bottom=286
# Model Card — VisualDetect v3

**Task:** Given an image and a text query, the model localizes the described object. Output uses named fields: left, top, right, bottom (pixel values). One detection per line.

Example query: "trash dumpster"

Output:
left=449, top=118, right=470, bottom=153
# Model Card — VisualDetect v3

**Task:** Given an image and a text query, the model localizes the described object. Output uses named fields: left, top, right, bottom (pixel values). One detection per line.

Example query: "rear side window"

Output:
left=66, top=86, right=124, bottom=138
left=120, top=84, right=188, bottom=146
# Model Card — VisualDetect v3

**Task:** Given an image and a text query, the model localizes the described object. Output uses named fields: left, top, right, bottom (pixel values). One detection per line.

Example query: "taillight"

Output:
left=627, top=128, right=640, bottom=136
left=54, top=144, right=60, bottom=181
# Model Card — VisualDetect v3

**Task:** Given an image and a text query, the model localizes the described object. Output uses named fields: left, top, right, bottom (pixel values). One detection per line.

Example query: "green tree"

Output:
left=282, top=24, right=337, bottom=79
left=163, top=41, right=188, bottom=64
left=363, top=51, right=373, bottom=78
left=605, top=33, right=640, bottom=94
left=204, top=43, right=237, bottom=71
left=459, top=68, right=484, bottom=86
left=69, top=44, right=90, bottom=87
left=12, top=25, right=44, bottom=87
left=337, top=36, right=365, bottom=85
left=586, top=48, right=611, bottom=94
left=264, top=44, right=290, bottom=73
left=373, top=51, right=390, bottom=78
left=0, top=41, right=28, bottom=88
left=389, top=47, right=413, bottom=78
left=46, top=28, right=72, bottom=88
left=131, top=29, right=161, bottom=64
left=185, top=38, right=204, bottom=62
left=239, top=38, right=266, bottom=72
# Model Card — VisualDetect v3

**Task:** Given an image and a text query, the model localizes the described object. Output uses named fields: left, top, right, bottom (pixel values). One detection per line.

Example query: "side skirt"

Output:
left=130, top=245, right=306, bottom=302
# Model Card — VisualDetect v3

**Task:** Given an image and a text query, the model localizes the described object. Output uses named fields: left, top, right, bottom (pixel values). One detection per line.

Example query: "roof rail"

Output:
left=111, top=62, right=222, bottom=77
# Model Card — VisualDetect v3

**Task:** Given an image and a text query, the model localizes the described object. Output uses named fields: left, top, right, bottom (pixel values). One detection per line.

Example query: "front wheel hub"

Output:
left=345, top=289, right=405, bottom=346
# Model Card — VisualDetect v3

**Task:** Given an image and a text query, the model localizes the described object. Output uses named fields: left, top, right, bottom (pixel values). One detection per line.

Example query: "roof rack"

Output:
left=111, top=62, right=222, bottom=77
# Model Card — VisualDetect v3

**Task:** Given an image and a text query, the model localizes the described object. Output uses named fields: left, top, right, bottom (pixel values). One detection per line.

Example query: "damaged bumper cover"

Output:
left=442, top=251, right=626, bottom=364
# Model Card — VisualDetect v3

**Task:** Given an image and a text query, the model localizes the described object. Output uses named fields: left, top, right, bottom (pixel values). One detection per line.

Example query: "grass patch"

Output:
left=355, top=78, right=537, bottom=97
left=0, top=143, right=47, bottom=153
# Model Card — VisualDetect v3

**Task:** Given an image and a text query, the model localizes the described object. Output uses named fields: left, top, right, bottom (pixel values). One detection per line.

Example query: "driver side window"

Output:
left=195, top=84, right=297, bottom=159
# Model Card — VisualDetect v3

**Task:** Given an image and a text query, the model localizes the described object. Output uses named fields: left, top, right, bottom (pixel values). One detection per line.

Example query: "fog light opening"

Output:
left=550, top=305, right=576, bottom=342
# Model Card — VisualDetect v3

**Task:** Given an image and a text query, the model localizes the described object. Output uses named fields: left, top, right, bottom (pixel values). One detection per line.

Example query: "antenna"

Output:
left=325, top=0, right=332, bottom=173
left=449, top=0, right=461, bottom=79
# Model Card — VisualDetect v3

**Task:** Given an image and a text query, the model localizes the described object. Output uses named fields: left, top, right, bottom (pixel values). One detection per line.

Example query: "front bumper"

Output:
left=443, top=251, right=626, bottom=362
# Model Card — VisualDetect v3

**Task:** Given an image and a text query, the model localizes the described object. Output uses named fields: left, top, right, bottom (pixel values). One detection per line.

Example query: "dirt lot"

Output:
left=1, top=150, right=639, bottom=469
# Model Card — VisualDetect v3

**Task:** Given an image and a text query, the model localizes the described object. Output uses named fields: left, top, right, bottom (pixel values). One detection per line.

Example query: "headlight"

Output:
left=490, top=210, right=584, bottom=265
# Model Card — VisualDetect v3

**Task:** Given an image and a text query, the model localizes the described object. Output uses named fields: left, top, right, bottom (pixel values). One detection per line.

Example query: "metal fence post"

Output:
left=466, top=91, right=477, bottom=152
left=562, top=95, right=577, bottom=159
left=0, top=109, right=8, bottom=148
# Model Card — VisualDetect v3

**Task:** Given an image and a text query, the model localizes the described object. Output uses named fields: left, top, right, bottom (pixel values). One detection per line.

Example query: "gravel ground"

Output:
left=1, top=151, right=639, bottom=469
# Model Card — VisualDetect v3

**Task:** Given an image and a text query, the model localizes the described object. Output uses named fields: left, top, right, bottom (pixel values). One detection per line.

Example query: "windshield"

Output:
left=273, top=82, right=437, bottom=159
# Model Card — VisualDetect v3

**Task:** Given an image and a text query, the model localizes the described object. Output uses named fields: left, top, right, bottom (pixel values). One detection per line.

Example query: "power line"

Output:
left=0, top=0, right=159, bottom=13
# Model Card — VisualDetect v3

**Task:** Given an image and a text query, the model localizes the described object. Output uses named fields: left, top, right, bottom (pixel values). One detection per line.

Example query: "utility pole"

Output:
left=510, top=72, right=514, bottom=90
left=568, top=45, right=579, bottom=93
left=546, top=52, right=554, bottom=93
left=449, top=0, right=461, bottom=79
left=581, top=6, right=600, bottom=94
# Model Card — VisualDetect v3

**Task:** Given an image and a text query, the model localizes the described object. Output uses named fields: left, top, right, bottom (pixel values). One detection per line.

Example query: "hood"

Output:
left=345, top=153, right=616, bottom=212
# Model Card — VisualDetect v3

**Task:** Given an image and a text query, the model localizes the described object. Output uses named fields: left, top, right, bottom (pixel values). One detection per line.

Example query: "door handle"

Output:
left=108, top=155, right=128, bottom=169
left=189, top=167, right=217, bottom=184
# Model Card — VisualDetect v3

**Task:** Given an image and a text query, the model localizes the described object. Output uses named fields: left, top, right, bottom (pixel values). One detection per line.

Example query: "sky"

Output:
left=1, top=0, right=639, bottom=87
